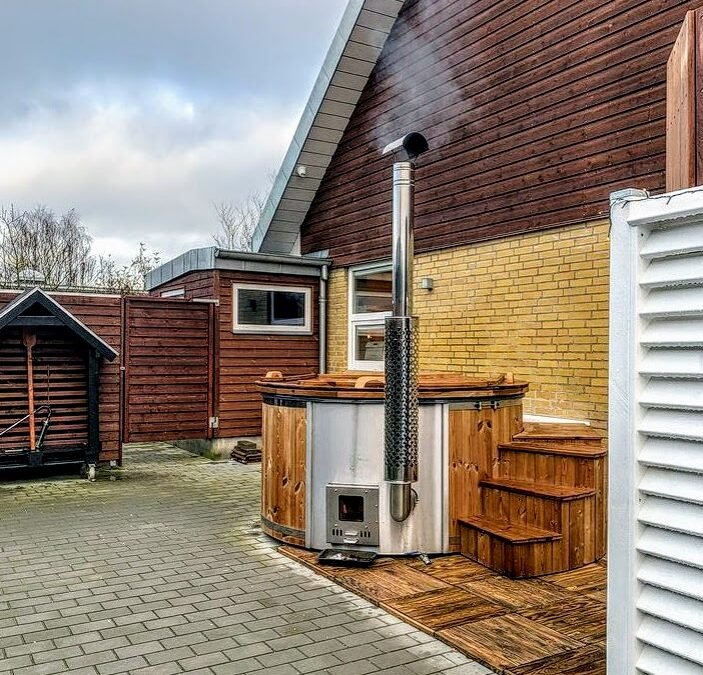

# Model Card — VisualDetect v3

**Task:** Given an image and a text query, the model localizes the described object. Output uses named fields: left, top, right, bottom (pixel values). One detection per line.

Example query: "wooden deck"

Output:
left=280, top=548, right=606, bottom=675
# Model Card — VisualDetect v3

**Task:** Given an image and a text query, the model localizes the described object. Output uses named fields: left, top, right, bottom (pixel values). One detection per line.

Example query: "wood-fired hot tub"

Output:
left=256, top=372, right=528, bottom=555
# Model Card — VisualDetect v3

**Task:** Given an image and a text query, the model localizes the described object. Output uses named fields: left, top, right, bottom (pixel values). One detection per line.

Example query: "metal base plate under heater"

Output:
left=317, top=549, right=378, bottom=568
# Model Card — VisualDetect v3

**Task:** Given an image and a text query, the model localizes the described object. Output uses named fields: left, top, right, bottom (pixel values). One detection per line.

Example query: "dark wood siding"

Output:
left=123, top=297, right=214, bottom=443
left=301, top=0, right=702, bottom=265
left=217, top=271, right=319, bottom=438
left=0, top=292, right=122, bottom=463
left=151, top=270, right=216, bottom=301
left=150, top=269, right=321, bottom=439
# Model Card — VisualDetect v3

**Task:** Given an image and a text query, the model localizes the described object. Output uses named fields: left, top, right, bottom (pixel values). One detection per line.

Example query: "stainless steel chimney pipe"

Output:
left=384, top=161, right=419, bottom=523
left=382, top=131, right=429, bottom=524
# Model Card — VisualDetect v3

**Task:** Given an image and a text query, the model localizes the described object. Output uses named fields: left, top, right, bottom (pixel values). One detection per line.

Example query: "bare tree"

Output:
left=0, top=205, right=96, bottom=289
left=0, top=204, right=159, bottom=293
left=212, top=173, right=275, bottom=251
left=95, top=243, right=161, bottom=294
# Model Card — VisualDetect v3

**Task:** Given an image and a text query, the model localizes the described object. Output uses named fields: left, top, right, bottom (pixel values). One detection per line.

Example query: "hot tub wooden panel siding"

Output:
left=216, top=270, right=319, bottom=439
left=0, top=292, right=122, bottom=463
left=261, top=402, right=307, bottom=547
left=301, top=0, right=702, bottom=265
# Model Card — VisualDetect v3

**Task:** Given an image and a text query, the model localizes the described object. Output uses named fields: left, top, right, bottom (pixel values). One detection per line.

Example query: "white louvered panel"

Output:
left=610, top=190, right=703, bottom=674
left=637, top=523, right=703, bottom=569
left=637, top=645, right=703, bottom=674
left=638, top=585, right=703, bottom=632
left=639, top=409, right=703, bottom=441
left=639, top=496, right=703, bottom=536
left=639, top=438, right=703, bottom=473
left=640, top=379, right=703, bottom=409
left=640, top=221, right=703, bottom=259
left=638, top=617, right=703, bottom=666
left=639, top=349, right=703, bottom=378
left=641, top=318, right=703, bottom=347
left=639, top=469, right=703, bottom=504
left=641, top=286, right=703, bottom=317
left=641, top=254, right=703, bottom=288
left=638, top=557, right=703, bottom=602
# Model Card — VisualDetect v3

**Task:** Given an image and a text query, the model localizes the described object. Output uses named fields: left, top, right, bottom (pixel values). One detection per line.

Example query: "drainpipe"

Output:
left=319, top=264, right=329, bottom=374
left=381, top=133, right=430, bottom=523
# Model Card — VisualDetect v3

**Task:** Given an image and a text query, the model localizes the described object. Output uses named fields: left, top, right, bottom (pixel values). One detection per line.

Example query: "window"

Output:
left=160, top=288, right=185, bottom=298
left=233, top=283, right=311, bottom=334
left=348, top=263, right=392, bottom=370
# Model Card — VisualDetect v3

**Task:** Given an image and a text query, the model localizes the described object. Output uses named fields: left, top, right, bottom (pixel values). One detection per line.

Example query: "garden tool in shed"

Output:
left=23, top=328, right=37, bottom=450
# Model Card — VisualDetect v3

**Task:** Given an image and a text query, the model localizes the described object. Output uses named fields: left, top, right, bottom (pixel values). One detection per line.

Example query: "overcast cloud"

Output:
left=0, top=1, right=347, bottom=263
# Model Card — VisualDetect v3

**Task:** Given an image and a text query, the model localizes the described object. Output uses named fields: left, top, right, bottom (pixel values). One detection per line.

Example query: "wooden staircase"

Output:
left=459, top=423, right=607, bottom=578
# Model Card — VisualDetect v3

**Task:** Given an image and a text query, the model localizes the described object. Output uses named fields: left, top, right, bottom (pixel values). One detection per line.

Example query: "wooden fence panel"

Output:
left=666, top=10, right=698, bottom=191
left=124, top=297, right=214, bottom=443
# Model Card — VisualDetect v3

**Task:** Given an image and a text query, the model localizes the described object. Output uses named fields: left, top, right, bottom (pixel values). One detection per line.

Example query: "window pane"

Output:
left=353, top=271, right=392, bottom=314
left=237, top=289, right=306, bottom=327
left=354, top=324, right=385, bottom=362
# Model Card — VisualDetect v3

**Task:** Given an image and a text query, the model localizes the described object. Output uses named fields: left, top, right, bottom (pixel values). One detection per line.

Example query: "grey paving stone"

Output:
left=96, top=656, right=149, bottom=675
left=0, top=445, right=486, bottom=675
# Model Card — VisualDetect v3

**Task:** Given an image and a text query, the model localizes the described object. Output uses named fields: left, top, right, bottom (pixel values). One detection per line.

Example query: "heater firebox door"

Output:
left=326, top=485, right=380, bottom=546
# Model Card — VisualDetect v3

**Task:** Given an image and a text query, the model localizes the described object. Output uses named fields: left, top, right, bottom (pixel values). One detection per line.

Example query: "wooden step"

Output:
left=458, top=516, right=562, bottom=544
left=480, top=477, right=596, bottom=501
left=514, top=422, right=602, bottom=446
left=498, top=441, right=606, bottom=459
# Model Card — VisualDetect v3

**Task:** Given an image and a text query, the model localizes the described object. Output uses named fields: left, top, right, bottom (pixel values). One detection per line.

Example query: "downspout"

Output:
left=319, top=264, right=329, bottom=374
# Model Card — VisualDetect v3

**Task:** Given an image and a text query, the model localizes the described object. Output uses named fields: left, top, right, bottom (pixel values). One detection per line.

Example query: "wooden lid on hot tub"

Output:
left=256, top=371, right=528, bottom=401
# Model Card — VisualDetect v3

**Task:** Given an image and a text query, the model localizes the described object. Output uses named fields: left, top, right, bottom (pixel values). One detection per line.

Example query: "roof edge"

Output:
left=253, top=0, right=405, bottom=255
left=146, top=247, right=332, bottom=290
left=0, top=287, right=119, bottom=361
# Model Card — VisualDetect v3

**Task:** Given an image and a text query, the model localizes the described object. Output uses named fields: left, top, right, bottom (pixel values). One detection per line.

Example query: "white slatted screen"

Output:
left=609, top=188, right=703, bottom=674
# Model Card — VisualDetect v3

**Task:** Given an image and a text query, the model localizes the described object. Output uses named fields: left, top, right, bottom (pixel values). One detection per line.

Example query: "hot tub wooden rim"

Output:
left=260, top=390, right=528, bottom=406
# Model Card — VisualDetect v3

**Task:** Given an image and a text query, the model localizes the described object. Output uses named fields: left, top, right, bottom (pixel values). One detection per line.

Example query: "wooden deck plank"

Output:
left=462, top=576, right=578, bottom=610
left=332, top=564, right=451, bottom=601
left=407, top=554, right=497, bottom=583
left=382, top=587, right=506, bottom=631
left=438, top=615, right=583, bottom=669
left=544, top=564, right=607, bottom=594
left=277, top=547, right=607, bottom=675
left=520, top=598, right=607, bottom=646
left=505, top=646, right=606, bottom=675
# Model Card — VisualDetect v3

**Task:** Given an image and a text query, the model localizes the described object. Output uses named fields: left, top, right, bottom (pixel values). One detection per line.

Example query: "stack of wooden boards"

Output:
left=230, top=439, right=261, bottom=464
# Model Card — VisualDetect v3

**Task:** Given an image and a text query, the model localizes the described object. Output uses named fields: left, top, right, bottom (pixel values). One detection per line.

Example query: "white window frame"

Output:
left=348, top=261, right=392, bottom=371
left=232, top=282, right=312, bottom=334
left=160, top=288, right=185, bottom=298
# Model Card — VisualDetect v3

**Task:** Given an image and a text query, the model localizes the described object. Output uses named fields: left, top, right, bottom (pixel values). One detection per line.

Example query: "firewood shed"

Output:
left=0, top=287, right=118, bottom=476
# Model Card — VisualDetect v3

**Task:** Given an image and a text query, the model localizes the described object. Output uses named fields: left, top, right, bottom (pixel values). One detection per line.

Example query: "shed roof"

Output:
left=0, top=287, right=119, bottom=361
left=145, top=247, right=331, bottom=291
left=252, top=0, right=405, bottom=255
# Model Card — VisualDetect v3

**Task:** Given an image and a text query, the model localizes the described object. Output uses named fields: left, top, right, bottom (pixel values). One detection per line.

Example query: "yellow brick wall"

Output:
left=325, top=220, right=610, bottom=430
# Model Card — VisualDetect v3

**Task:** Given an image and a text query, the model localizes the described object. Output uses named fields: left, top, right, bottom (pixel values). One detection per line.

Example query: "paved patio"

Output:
left=0, top=444, right=489, bottom=675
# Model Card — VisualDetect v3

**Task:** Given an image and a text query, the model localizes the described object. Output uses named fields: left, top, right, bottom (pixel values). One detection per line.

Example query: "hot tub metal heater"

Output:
left=382, top=133, right=429, bottom=523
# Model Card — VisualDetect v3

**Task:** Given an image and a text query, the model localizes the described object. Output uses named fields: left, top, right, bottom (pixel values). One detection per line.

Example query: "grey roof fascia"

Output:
left=145, top=247, right=332, bottom=290
left=253, top=0, right=405, bottom=255
left=145, top=247, right=217, bottom=290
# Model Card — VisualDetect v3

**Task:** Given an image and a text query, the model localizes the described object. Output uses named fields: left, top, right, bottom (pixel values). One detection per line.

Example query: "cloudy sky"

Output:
left=0, top=1, right=347, bottom=263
